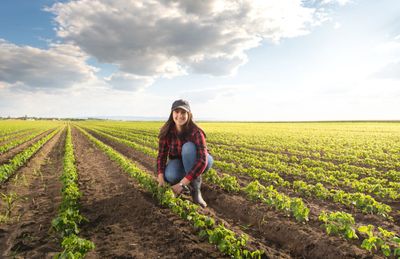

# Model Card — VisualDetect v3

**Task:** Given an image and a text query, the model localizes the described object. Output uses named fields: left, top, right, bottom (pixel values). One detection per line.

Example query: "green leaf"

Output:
left=380, top=244, right=391, bottom=257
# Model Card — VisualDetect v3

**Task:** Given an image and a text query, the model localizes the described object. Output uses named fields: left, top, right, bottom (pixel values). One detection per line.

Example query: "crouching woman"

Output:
left=156, top=99, right=213, bottom=208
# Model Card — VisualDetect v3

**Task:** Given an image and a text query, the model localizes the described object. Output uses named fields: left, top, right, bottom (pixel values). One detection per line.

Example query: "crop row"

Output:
left=80, top=123, right=400, bottom=257
left=76, top=125, right=264, bottom=258
left=319, top=211, right=400, bottom=257
left=0, top=124, right=32, bottom=137
left=206, top=132, right=400, bottom=172
left=82, top=122, right=400, bottom=172
left=86, top=124, right=400, bottom=186
left=0, top=120, right=63, bottom=137
left=85, top=126, right=391, bottom=219
left=51, top=125, right=95, bottom=258
left=0, top=128, right=34, bottom=143
left=87, top=126, right=395, bottom=218
left=108, top=126, right=399, bottom=203
left=207, top=148, right=397, bottom=209
left=0, top=129, right=45, bottom=154
left=204, top=125, right=400, bottom=169
left=213, top=160, right=392, bottom=218
left=111, top=125, right=400, bottom=185
left=209, top=142, right=400, bottom=186
left=84, top=126, right=310, bottom=222
left=0, top=128, right=60, bottom=183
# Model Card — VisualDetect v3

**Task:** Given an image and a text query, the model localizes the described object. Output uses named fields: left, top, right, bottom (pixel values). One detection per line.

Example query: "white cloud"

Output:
left=373, top=38, right=400, bottom=79
left=105, top=72, right=154, bottom=91
left=189, top=54, right=247, bottom=76
left=47, top=0, right=324, bottom=79
left=179, top=84, right=246, bottom=103
left=318, top=0, right=351, bottom=6
left=0, top=39, right=97, bottom=91
left=374, top=61, right=400, bottom=79
left=334, top=22, right=341, bottom=29
left=375, top=40, right=400, bottom=55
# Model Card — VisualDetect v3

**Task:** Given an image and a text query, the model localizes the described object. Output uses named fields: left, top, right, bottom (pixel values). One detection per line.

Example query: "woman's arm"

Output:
left=157, top=137, right=168, bottom=185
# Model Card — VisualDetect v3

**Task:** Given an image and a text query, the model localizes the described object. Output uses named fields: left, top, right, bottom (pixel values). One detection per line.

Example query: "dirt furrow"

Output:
left=89, top=129, right=400, bottom=233
left=0, top=127, right=65, bottom=258
left=85, top=129, right=298, bottom=259
left=85, top=129, right=384, bottom=259
left=0, top=129, right=54, bottom=165
left=72, top=126, right=224, bottom=259
left=210, top=166, right=400, bottom=234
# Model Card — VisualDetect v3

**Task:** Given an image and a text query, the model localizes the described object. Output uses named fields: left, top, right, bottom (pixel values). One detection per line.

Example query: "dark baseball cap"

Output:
left=171, top=99, right=190, bottom=112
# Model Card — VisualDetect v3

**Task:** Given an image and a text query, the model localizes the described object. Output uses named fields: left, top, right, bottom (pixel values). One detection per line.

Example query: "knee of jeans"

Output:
left=207, top=155, right=214, bottom=167
left=204, top=154, right=213, bottom=172
left=182, top=142, right=196, bottom=157
left=164, top=170, right=180, bottom=184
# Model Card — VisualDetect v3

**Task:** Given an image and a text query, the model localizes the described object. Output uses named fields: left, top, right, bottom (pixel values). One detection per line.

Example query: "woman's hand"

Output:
left=171, top=183, right=183, bottom=195
left=157, top=174, right=165, bottom=187
left=171, top=178, right=191, bottom=195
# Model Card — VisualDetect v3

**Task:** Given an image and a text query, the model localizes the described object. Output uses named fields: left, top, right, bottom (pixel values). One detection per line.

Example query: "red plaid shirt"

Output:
left=157, top=127, right=208, bottom=181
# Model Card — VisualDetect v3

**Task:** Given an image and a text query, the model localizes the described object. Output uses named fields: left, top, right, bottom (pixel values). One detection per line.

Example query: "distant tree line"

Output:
left=0, top=116, right=86, bottom=121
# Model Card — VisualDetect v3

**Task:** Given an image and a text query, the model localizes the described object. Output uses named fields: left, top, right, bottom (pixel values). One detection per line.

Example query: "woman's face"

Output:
left=172, top=108, right=189, bottom=127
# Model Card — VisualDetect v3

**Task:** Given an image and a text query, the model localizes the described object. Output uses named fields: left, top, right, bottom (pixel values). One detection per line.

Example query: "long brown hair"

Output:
left=158, top=111, right=205, bottom=139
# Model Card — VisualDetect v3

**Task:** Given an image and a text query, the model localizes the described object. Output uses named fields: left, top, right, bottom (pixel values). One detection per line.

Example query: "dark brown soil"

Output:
left=90, top=128, right=400, bottom=236
left=72, top=126, right=227, bottom=258
left=0, top=127, right=65, bottom=258
left=0, top=129, right=54, bottom=165
left=86, top=129, right=380, bottom=259
left=211, top=165, right=400, bottom=235
left=209, top=146, right=396, bottom=203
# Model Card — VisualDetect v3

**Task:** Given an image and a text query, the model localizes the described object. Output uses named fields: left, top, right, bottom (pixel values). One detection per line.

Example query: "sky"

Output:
left=0, top=0, right=399, bottom=121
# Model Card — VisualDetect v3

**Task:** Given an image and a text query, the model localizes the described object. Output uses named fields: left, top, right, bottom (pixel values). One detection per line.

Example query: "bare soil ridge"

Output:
left=86, top=129, right=377, bottom=259
left=0, top=128, right=65, bottom=258
left=72, top=126, right=225, bottom=258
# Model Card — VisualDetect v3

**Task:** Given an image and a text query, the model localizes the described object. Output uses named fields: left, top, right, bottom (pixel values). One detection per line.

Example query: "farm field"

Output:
left=0, top=119, right=399, bottom=258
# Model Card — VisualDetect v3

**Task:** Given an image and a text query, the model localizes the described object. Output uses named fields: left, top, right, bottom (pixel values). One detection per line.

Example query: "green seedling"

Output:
left=1, top=192, right=20, bottom=218
left=358, top=225, right=400, bottom=257
left=319, top=211, right=358, bottom=240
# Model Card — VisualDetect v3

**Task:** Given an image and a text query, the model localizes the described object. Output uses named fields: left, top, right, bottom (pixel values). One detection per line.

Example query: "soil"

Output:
left=86, top=129, right=380, bottom=259
left=89, top=128, right=400, bottom=236
left=0, top=123, right=393, bottom=258
left=72, top=127, right=227, bottom=258
left=0, top=129, right=54, bottom=165
left=206, top=157, right=400, bottom=235
left=0, top=127, right=65, bottom=258
left=212, top=164, right=400, bottom=235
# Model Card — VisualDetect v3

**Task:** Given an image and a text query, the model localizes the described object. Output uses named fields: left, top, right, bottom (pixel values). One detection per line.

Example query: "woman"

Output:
left=157, top=99, right=213, bottom=208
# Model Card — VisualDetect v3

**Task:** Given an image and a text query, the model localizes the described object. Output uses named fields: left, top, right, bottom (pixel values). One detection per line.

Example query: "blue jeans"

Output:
left=164, top=142, right=213, bottom=185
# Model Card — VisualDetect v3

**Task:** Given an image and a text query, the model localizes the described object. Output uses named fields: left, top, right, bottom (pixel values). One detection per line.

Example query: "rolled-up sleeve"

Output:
left=157, top=137, right=168, bottom=175
left=185, top=130, right=208, bottom=181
